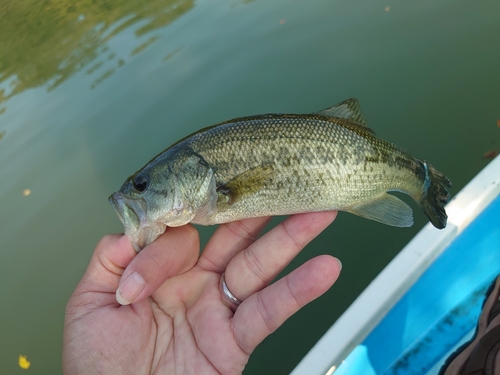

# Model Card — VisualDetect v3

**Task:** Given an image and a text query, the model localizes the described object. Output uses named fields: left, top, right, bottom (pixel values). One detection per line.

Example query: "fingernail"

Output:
left=116, top=272, right=145, bottom=305
left=335, top=258, right=343, bottom=271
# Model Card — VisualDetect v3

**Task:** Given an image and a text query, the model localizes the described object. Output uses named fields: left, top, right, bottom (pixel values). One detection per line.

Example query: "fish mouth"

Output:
left=109, top=192, right=148, bottom=251
left=109, top=192, right=167, bottom=252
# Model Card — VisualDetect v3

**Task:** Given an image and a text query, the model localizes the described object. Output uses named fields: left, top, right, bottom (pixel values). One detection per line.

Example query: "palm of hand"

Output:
left=63, top=213, right=340, bottom=375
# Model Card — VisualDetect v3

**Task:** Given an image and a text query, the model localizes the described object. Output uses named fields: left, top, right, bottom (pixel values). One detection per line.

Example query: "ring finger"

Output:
left=224, top=211, right=337, bottom=302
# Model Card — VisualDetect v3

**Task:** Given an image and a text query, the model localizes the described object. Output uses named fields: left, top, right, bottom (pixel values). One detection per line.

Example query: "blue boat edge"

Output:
left=291, top=155, right=500, bottom=375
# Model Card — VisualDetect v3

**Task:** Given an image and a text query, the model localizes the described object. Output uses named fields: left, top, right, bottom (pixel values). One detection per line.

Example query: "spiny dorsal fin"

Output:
left=217, top=164, right=274, bottom=205
left=316, top=98, right=374, bottom=134
left=344, top=193, right=414, bottom=227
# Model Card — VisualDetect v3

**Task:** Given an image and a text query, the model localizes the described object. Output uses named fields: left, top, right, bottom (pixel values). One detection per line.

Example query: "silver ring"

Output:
left=220, top=273, right=242, bottom=310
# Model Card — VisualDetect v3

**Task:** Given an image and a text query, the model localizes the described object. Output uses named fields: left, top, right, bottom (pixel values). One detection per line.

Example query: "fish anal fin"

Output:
left=217, top=165, right=274, bottom=205
left=345, top=193, right=414, bottom=227
left=316, top=98, right=374, bottom=134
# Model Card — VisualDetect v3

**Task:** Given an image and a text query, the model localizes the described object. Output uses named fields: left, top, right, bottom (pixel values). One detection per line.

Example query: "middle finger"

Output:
left=224, top=211, right=337, bottom=301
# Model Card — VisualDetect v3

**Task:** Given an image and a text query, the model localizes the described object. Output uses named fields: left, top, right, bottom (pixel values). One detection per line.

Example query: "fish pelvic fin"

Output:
left=418, top=161, right=452, bottom=229
left=345, top=193, right=414, bottom=227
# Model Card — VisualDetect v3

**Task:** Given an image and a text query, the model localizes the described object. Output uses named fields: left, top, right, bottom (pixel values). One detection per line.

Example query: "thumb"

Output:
left=116, top=224, right=200, bottom=305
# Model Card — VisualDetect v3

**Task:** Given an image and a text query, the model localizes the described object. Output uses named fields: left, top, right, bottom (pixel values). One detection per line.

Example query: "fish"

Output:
left=109, top=98, right=451, bottom=251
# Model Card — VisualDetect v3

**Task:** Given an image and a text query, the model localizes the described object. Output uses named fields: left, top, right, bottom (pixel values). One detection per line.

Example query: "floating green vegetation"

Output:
left=131, top=36, right=160, bottom=56
left=0, top=0, right=194, bottom=101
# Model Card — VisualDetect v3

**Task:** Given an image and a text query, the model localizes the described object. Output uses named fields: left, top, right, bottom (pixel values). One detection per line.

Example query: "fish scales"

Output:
left=184, top=115, right=420, bottom=223
left=109, top=98, right=451, bottom=250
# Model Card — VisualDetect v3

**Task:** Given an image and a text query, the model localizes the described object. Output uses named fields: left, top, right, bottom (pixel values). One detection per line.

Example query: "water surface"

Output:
left=1, top=0, right=499, bottom=373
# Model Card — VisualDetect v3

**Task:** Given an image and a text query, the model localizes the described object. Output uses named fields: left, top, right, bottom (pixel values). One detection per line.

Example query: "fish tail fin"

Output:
left=418, top=161, right=452, bottom=229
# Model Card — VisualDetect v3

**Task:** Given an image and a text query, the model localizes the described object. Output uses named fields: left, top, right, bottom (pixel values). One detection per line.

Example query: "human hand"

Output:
left=63, top=211, right=341, bottom=375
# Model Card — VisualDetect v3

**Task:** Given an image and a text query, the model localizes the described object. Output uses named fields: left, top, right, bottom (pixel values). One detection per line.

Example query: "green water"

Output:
left=1, top=0, right=499, bottom=373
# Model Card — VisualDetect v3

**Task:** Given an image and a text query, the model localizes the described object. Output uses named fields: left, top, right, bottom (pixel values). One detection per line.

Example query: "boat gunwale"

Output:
left=291, top=155, right=500, bottom=375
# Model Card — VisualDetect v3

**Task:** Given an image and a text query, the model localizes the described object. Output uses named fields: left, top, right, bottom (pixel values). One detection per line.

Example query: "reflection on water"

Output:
left=162, top=46, right=183, bottom=62
left=0, top=0, right=193, bottom=115
left=1, top=0, right=500, bottom=374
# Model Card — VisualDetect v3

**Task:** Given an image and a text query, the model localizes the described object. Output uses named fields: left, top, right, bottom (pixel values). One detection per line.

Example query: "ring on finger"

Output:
left=220, top=273, right=242, bottom=310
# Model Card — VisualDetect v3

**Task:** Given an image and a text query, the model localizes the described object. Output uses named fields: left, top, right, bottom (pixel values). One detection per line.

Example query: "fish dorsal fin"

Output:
left=217, top=164, right=274, bottom=205
left=345, top=193, right=414, bottom=227
left=316, top=98, right=374, bottom=134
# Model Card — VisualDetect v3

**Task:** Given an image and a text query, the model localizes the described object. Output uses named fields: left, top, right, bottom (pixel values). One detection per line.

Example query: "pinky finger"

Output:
left=231, top=255, right=342, bottom=354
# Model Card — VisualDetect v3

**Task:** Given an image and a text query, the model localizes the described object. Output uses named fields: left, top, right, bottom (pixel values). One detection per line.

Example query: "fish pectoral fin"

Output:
left=217, top=165, right=274, bottom=205
left=316, top=98, right=374, bottom=133
left=345, top=193, right=414, bottom=227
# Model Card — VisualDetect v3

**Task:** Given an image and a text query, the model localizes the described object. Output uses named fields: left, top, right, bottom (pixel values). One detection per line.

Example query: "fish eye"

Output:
left=133, top=174, right=148, bottom=192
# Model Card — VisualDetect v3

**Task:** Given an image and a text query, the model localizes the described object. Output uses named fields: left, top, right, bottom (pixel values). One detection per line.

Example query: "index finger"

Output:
left=198, top=217, right=271, bottom=273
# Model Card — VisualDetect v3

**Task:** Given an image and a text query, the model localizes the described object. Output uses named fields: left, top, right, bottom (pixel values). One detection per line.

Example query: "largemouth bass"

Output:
left=110, top=98, right=451, bottom=251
